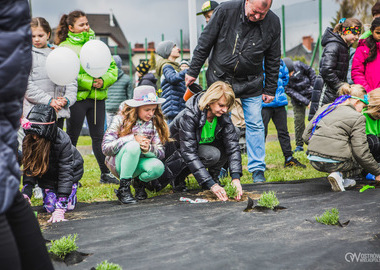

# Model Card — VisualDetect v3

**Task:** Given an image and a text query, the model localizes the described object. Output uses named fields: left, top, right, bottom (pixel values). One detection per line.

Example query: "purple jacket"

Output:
left=352, top=39, right=380, bottom=92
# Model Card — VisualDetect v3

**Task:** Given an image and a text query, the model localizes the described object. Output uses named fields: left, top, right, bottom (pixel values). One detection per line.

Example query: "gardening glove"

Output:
left=23, top=194, right=31, bottom=205
left=232, top=179, right=243, bottom=201
left=211, top=184, right=228, bottom=201
left=48, top=208, right=67, bottom=223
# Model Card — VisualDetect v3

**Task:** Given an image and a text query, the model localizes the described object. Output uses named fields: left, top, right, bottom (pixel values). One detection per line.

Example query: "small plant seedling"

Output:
left=224, top=182, right=238, bottom=199
left=257, top=191, right=279, bottom=210
left=49, top=234, right=78, bottom=259
left=315, top=208, right=339, bottom=225
left=96, top=260, right=122, bottom=270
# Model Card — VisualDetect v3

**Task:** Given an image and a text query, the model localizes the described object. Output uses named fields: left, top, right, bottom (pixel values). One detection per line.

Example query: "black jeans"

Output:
left=262, top=106, right=293, bottom=159
left=367, top=134, right=380, bottom=162
left=0, top=192, right=53, bottom=270
left=67, top=99, right=108, bottom=173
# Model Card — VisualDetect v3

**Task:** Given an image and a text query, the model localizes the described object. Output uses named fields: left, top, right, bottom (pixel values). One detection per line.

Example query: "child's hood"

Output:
left=32, top=46, right=52, bottom=57
left=321, top=27, right=347, bottom=48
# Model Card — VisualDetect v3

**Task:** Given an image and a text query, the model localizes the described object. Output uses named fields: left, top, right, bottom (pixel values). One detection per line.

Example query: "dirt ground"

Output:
left=41, top=178, right=380, bottom=270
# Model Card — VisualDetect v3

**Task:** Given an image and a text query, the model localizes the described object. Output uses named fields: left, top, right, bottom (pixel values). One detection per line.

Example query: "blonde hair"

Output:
left=199, top=81, right=235, bottom=113
left=366, top=88, right=380, bottom=116
left=338, top=83, right=366, bottom=98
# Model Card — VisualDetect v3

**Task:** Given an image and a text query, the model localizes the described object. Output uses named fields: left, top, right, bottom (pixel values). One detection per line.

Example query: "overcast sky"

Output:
left=30, top=0, right=339, bottom=51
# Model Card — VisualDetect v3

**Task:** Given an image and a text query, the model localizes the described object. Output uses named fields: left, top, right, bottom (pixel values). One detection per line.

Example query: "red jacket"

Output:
left=352, top=39, right=380, bottom=92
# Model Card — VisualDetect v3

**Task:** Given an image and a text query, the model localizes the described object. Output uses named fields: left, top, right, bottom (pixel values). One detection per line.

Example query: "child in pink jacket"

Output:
left=352, top=18, right=380, bottom=92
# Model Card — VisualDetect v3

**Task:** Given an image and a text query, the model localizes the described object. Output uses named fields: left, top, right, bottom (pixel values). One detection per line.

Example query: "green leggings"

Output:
left=115, top=141, right=164, bottom=182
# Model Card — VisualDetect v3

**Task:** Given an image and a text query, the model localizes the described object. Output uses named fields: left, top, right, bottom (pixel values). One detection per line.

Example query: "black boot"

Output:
left=133, top=178, right=148, bottom=200
left=115, top=179, right=137, bottom=204
left=172, top=168, right=189, bottom=193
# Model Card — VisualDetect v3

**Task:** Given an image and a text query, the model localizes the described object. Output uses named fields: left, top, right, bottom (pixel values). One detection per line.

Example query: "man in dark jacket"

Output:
left=0, top=0, right=53, bottom=268
left=186, top=0, right=281, bottom=182
left=283, top=58, right=316, bottom=152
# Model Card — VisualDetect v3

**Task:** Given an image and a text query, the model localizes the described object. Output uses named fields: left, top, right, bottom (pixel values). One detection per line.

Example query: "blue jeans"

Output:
left=241, top=95, right=266, bottom=172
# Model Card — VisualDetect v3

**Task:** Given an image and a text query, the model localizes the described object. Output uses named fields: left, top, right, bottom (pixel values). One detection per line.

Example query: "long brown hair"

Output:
left=54, top=10, right=86, bottom=45
left=118, top=104, right=171, bottom=144
left=365, top=17, right=380, bottom=65
left=22, top=134, right=51, bottom=177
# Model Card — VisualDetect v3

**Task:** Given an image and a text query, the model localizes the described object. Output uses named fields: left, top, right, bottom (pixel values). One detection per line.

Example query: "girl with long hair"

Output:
left=304, top=84, right=380, bottom=192
left=309, top=18, right=362, bottom=120
left=102, top=85, right=169, bottom=204
left=352, top=17, right=380, bottom=92
left=56, top=10, right=119, bottom=185
left=21, top=104, right=84, bottom=222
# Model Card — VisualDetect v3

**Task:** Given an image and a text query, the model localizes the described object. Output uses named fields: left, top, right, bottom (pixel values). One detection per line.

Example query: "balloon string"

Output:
left=94, top=88, right=97, bottom=125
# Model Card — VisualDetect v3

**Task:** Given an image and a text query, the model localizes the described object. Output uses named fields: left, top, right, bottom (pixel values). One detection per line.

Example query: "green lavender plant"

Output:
left=257, top=191, right=279, bottom=210
left=96, top=260, right=122, bottom=270
left=224, top=182, right=238, bottom=199
left=315, top=208, right=340, bottom=225
left=49, top=234, right=78, bottom=259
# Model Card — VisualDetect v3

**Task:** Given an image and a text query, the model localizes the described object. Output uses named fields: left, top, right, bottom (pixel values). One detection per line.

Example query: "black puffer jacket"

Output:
left=170, top=93, right=242, bottom=188
left=187, top=0, right=281, bottom=98
left=0, top=0, right=32, bottom=214
left=309, top=27, right=350, bottom=120
left=285, top=61, right=316, bottom=106
left=23, top=129, right=84, bottom=198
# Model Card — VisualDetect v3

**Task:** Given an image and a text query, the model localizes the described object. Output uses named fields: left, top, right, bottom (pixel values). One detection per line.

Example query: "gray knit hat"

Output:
left=156, top=40, right=175, bottom=59
left=113, top=55, right=122, bottom=70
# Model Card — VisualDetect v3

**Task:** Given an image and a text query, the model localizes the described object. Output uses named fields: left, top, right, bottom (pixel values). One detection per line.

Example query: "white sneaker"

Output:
left=343, top=178, right=356, bottom=188
left=33, top=185, right=43, bottom=199
left=327, top=172, right=345, bottom=192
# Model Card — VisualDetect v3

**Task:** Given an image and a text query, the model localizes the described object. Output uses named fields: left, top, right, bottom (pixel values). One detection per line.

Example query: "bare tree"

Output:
left=334, top=0, right=378, bottom=24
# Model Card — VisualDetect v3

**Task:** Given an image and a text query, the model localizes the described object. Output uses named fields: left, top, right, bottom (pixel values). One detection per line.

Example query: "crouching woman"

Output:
left=102, top=86, right=169, bottom=204
left=169, top=81, right=243, bottom=201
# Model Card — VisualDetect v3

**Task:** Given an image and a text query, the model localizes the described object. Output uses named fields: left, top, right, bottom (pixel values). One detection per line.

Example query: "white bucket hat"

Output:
left=125, top=85, right=165, bottom=107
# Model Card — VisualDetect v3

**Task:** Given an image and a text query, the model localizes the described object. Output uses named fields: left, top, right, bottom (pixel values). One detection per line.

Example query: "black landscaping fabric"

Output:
left=41, top=178, right=380, bottom=270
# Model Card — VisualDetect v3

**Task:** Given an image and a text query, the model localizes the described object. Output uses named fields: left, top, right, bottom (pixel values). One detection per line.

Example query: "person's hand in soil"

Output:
left=210, top=184, right=228, bottom=201
left=375, top=174, right=380, bottom=182
left=232, top=179, right=243, bottom=200
left=48, top=208, right=67, bottom=223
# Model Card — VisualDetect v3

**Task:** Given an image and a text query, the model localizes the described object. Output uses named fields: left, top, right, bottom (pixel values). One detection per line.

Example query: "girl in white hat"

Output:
left=102, top=85, right=170, bottom=204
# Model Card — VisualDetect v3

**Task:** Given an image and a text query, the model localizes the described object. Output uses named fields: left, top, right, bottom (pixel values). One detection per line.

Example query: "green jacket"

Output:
left=303, top=104, right=380, bottom=176
left=359, top=30, right=372, bottom=40
left=60, top=29, right=118, bottom=101
left=363, top=109, right=380, bottom=136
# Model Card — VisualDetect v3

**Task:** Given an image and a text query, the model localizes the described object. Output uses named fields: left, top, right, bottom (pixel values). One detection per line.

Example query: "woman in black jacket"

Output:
left=309, top=18, right=362, bottom=120
left=168, top=81, right=243, bottom=201
left=21, top=104, right=84, bottom=223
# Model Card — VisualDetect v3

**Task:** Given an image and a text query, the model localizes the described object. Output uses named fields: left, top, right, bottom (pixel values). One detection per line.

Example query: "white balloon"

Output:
left=45, top=47, right=80, bottom=86
left=80, top=40, right=112, bottom=78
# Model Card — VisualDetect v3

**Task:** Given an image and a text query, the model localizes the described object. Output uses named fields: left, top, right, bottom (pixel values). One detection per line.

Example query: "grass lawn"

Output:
left=30, top=113, right=327, bottom=205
